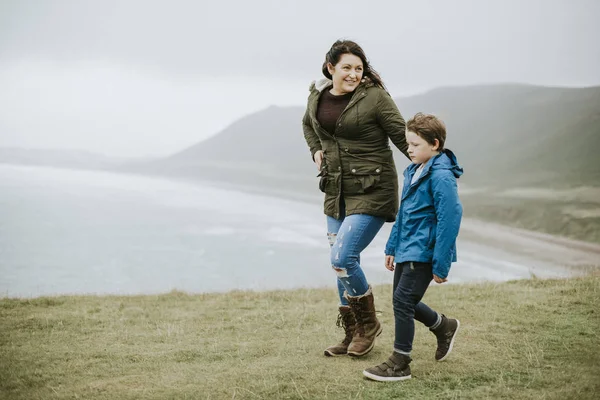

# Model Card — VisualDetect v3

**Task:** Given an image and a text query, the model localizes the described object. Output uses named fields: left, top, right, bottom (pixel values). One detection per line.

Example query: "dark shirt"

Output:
left=316, top=90, right=353, bottom=135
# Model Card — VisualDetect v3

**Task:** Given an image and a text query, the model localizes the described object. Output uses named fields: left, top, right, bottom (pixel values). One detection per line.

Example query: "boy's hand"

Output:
left=433, top=274, right=448, bottom=284
left=385, top=256, right=395, bottom=271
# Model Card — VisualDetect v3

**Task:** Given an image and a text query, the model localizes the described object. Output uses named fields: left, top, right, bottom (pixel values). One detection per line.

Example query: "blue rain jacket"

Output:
left=385, top=149, right=463, bottom=279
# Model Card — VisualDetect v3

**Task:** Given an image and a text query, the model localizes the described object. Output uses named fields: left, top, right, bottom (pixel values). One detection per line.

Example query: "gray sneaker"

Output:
left=430, top=315, right=460, bottom=361
left=362, top=352, right=412, bottom=382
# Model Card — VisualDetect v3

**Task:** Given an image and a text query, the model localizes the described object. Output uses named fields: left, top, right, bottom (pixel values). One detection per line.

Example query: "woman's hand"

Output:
left=314, top=150, right=324, bottom=171
left=433, top=274, right=448, bottom=284
left=385, top=255, right=395, bottom=271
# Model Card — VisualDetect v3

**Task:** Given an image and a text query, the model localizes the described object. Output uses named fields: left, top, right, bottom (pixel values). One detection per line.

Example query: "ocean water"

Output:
left=0, top=165, right=393, bottom=297
left=1, top=165, right=583, bottom=298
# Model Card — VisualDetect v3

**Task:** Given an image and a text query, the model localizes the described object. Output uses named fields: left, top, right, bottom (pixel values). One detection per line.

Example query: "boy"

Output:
left=363, top=112, right=463, bottom=382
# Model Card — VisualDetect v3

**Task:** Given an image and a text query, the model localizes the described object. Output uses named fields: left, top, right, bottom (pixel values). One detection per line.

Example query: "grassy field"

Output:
left=1, top=275, right=599, bottom=400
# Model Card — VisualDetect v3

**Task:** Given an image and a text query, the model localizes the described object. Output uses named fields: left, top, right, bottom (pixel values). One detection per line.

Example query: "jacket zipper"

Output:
left=333, top=90, right=368, bottom=137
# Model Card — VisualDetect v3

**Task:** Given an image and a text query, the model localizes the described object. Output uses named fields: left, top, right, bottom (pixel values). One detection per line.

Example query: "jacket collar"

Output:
left=309, top=76, right=376, bottom=93
left=313, top=78, right=332, bottom=92
left=401, top=150, right=463, bottom=200
left=401, top=154, right=440, bottom=201
left=306, top=77, right=374, bottom=138
left=404, top=156, right=436, bottom=188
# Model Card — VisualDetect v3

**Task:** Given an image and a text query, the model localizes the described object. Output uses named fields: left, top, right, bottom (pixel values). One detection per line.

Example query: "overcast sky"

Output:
left=1, top=0, right=599, bottom=157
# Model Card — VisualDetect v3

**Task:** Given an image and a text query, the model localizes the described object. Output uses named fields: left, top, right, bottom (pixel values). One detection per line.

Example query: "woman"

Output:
left=302, top=40, right=409, bottom=357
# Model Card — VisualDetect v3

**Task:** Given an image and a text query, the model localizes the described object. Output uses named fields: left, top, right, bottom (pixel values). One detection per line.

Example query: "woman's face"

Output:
left=327, top=53, right=363, bottom=95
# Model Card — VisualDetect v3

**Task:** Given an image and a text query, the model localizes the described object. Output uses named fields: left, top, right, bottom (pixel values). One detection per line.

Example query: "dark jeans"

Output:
left=393, top=261, right=439, bottom=353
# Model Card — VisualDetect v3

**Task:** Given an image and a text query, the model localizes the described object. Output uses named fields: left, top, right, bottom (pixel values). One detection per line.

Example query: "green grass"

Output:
left=1, top=276, right=599, bottom=399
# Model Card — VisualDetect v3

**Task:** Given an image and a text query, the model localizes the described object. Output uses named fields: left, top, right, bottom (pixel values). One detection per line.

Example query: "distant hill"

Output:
left=4, top=85, right=599, bottom=242
left=129, top=84, right=600, bottom=192
left=123, top=105, right=321, bottom=197
left=396, top=84, right=600, bottom=186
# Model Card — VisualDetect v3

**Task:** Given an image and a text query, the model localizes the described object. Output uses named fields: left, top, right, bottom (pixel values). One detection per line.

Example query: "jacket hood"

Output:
left=406, top=149, right=464, bottom=181
left=311, top=78, right=332, bottom=92
left=430, top=149, right=463, bottom=178
left=309, top=76, right=376, bottom=93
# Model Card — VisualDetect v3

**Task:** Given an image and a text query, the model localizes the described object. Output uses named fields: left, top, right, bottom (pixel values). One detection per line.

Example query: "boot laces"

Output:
left=350, top=300, right=377, bottom=335
left=336, top=311, right=355, bottom=344
left=335, top=312, right=346, bottom=328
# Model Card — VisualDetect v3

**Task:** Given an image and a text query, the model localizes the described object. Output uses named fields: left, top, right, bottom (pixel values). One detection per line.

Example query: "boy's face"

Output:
left=406, top=130, right=439, bottom=165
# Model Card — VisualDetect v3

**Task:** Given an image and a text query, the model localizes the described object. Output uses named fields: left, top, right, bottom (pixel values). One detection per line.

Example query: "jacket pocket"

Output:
left=318, top=166, right=339, bottom=195
left=427, top=220, right=437, bottom=249
left=318, top=175, right=327, bottom=193
left=317, top=164, right=327, bottom=193
left=316, top=156, right=331, bottom=194
left=347, top=162, right=382, bottom=194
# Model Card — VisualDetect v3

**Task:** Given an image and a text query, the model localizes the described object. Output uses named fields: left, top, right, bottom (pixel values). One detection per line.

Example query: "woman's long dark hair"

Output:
left=321, top=40, right=386, bottom=90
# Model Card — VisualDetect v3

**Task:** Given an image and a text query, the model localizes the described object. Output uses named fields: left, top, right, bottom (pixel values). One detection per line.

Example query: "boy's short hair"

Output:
left=406, top=112, right=447, bottom=150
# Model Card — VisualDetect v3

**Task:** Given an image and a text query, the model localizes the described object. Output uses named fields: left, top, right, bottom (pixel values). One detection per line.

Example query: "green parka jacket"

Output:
left=302, top=78, right=409, bottom=222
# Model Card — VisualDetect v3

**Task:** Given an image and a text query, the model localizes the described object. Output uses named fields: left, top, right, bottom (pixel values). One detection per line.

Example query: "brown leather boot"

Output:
left=345, top=286, right=382, bottom=357
left=324, top=306, right=356, bottom=357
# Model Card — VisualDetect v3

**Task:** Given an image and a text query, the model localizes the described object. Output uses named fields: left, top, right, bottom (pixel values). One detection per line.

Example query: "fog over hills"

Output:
left=396, top=84, right=600, bottom=185
left=2, top=83, right=599, bottom=242
left=127, top=84, right=600, bottom=193
left=2, top=84, right=598, bottom=193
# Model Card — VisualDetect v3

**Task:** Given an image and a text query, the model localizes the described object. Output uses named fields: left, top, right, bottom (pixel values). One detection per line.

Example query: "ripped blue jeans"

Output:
left=327, top=213, right=385, bottom=305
